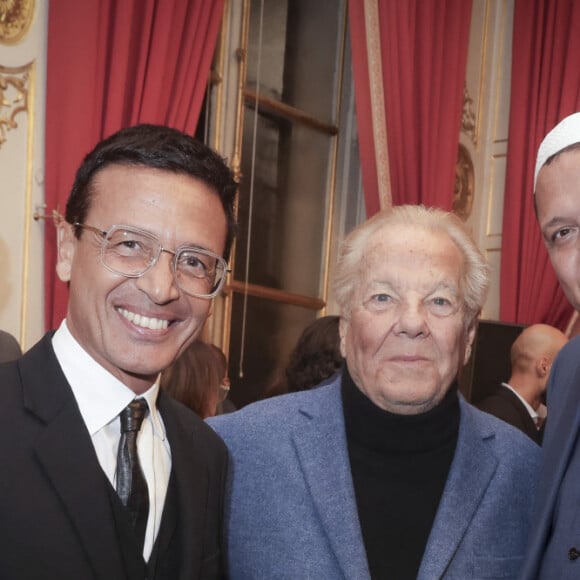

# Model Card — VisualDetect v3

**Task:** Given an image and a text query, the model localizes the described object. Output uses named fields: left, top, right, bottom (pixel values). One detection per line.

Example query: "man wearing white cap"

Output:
left=520, top=112, right=580, bottom=579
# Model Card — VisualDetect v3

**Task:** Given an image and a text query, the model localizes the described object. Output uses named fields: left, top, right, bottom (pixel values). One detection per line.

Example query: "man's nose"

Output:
left=393, top=302, right=428, bottom=337
left=135, top=251, right=180, bottom=304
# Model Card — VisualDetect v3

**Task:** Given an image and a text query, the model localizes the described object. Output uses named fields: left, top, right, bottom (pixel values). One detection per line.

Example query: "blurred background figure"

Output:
left=477, top=323, right=567, bottom=444
left=161, top=341, right=233, bottom=419
left=0, top=330, right=22, bottom=364
left=264, top=315, right=343, bottom=398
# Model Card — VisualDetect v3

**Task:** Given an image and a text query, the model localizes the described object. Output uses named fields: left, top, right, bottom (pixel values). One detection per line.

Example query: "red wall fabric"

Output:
left=349, top=0, right=472, bottom=214
left=44, top=0, right=225, bottom=329
left=500, top=0, right=580, bottom=329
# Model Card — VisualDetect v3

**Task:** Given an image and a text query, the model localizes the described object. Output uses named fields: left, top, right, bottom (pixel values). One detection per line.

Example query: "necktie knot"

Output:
left=120, top=399, right=148, bottom=433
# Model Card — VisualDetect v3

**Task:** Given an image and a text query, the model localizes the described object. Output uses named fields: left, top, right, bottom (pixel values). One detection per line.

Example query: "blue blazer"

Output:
left=209, top=374, right=539, bottom=579
left=519, top=336, right=580, bottom=579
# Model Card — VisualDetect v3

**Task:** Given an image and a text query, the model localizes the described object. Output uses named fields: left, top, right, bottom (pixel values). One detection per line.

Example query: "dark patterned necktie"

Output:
left=116, top=399, right=149, bottom=551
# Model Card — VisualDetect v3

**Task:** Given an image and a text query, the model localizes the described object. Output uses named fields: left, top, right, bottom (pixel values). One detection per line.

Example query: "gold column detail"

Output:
left=363, top=0, right=392, bottom=209
left=0, top=0, right=35, bottom=45
left=0, top=63, right=30, bottom=149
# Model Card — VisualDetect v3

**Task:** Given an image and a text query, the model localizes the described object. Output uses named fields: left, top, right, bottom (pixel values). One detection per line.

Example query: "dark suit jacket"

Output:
left=520, top=336, right=580, bottom=579
left=477, top=384, right=541, bottom=444
left=0, top=332, right=228, bottom=580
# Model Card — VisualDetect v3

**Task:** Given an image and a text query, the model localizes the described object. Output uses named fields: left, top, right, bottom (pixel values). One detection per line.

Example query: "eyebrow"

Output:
left=542, top=216, right=573, bottom=229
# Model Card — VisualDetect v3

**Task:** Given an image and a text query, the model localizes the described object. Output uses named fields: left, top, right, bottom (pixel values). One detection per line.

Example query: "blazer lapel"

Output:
left=157, top=392, right=206, bottom=580
left=291, top=381, right=370, bottom=580
left=501, top=387, right=540, bottom=441
left=530, top=361, right=580, bottom=554
left=418, top=399, right=498, bottom=580
left=20, top=334, right=125, bottom=580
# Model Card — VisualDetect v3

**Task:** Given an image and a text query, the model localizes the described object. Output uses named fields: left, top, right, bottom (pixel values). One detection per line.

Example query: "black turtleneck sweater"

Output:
left=342, top=367, right=460, bottom=580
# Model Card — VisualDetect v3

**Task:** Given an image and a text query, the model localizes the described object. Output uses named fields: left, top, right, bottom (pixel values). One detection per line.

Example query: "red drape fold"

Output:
left=349, top=0, right=472, bottom=214
left=44, top=0, right=225, bottom=330
left=500, top=0, right=580, bottom=329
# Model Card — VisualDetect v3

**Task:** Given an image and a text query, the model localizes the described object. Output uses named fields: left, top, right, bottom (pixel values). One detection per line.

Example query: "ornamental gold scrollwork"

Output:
left=0, top=63, right=30, bottom=150
left=461, top=85, right=477, bottom=145
left=452, top=143, right=475, bottom=221
left=0, top=0, right=35, bottom=45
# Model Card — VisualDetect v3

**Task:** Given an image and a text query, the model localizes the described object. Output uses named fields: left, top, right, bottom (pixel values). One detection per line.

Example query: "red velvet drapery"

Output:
left=349, top=0, right=472, bottom=215
left=500, top=0, right=580, bottom=329
left=44, top=0, right=225, bottom=330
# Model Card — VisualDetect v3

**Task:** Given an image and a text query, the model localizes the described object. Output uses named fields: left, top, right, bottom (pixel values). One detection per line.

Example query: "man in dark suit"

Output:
left=478, top=323, right=567, bottom=444
left=520, top=112, right=580, bottom=579
left=0, top=125, right=237, bottom=579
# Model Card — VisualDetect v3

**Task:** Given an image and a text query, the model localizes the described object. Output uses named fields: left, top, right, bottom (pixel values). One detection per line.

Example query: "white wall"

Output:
left=0, top=1, right=48, bottom=350
left=463, top=0, right=514, bottom=320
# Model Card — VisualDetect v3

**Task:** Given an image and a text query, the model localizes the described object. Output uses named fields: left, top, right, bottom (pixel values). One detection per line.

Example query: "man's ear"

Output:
left=56, top=221, right=76, bottom=282
left=536, top=356, right=550, bottom=378
left=463, top=323, right=477, bottom=366
left=339, top=316, right=348, bottom=358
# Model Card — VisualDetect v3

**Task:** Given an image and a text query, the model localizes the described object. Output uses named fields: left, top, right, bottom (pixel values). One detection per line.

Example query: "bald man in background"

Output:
left=478, top=324, right=567, bottom=445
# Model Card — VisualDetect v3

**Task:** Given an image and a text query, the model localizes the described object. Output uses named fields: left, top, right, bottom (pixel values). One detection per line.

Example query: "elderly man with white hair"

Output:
left=209, top=204, right=539, bottom=579
left=520, top=112, right=580, bottom=579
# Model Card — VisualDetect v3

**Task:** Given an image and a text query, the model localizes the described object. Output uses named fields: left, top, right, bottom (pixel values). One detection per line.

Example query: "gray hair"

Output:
left=333, top=205, right=490, bottom=326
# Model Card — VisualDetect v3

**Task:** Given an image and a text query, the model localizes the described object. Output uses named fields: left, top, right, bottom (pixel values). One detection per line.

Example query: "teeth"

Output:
left=118, top=308, right=169, bottom=330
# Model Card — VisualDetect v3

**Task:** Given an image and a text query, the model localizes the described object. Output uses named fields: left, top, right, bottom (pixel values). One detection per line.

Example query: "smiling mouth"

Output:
left=117, top=307, right=170, bottom=330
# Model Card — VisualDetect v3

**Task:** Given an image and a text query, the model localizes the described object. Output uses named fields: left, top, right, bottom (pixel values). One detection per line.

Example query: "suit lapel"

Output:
left=291, top=381, right=370, bottom=580
left=20, top=334, right=125, bottom=580
left=418, top=399, right=497, bottom=580
left=157, top=392, right=207, bottom=580
left=531, top=361, right=580, bottom=551
left=500, top=387, right=540, bottom=441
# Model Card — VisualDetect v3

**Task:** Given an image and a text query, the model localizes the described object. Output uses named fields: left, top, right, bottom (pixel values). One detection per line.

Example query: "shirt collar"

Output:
left=52, top=320, right=166, bottom=440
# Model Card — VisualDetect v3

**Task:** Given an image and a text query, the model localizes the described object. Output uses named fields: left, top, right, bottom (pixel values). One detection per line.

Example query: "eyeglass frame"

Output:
left=73, top=222, right=230, bottom=299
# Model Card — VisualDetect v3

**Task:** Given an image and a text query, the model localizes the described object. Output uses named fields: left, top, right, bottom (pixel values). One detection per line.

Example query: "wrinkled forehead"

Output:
left=364, top=223, right=461, bottom=262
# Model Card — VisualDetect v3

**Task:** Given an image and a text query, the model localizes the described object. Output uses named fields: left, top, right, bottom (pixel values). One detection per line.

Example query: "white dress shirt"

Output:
left=52, top=320, right=172, bottom=561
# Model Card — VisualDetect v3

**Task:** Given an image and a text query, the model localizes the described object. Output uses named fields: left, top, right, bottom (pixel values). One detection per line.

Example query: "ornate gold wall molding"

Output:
left=0, top=0, right=35, bottom=45
left=0, top=62, right=31, bottom=149
left=461, top=85, right=477, bottom=145
left=453, top=143, right=475, bottom=221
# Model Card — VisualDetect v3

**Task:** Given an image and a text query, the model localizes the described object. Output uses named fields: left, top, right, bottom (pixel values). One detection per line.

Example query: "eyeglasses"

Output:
left=74, top=223, right=229, bottom=299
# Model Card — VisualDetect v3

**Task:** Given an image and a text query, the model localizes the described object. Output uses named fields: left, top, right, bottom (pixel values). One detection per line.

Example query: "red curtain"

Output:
left=500, top=0, right=580, bottom=329
left=44, top=0, right=225, bottom=330
left=349, top=0, right=473, bottom=215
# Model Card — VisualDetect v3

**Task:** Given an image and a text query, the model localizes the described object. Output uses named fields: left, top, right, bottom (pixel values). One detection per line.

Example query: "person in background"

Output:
left=478, top=323, right=567, bottom=444
left=520, top=112, right=580, bottom=579
left=209, top=204, right=539, bottom=579
left=0, top=124, right=237, bottom=580
left=0, top=329, right=22, bottom=363
left=264, top=315, right=343, bottom=398
left=161, top=340, right=231, bottom=419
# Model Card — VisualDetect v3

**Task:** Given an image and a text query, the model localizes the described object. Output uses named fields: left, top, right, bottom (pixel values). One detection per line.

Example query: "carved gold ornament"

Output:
left=0, top=64, right=30, bottom=149
left=0, top=0, right=34, bottom=45
left=461, top=85, right=477, bottom=145
left=452, top=143, right=475, bottom=221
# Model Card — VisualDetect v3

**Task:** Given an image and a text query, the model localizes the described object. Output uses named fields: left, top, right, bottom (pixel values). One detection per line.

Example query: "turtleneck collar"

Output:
left=341, top=364, right=460, bottom=454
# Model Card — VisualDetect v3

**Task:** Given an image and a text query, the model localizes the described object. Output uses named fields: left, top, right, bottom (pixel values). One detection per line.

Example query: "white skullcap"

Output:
left=534, top=112, right=580, bottom=192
